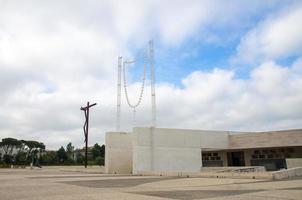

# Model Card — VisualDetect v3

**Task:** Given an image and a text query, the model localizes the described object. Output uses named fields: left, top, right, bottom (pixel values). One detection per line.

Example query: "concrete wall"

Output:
left=105, top=132, right=133, bottom=174
left=244, top=149, right=253, bottom=166
left=229, top=129, right=302, bottom=149
left=272, top=167, right=302, bottom=180
left=132, top=127, right=229, bottom=174
left=286, top=158, right=302, bottom=169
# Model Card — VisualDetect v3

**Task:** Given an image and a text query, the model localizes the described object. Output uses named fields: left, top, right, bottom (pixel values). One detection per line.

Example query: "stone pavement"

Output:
left=0, top=167, right=301, bottom=200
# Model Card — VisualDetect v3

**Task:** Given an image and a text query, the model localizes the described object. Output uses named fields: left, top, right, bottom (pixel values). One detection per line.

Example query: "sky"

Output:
left=0, top=0, right=302, bottom=150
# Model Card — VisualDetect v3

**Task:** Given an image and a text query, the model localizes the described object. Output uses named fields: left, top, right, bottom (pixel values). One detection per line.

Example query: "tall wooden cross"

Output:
left=80, top=101, right=97, bottom=168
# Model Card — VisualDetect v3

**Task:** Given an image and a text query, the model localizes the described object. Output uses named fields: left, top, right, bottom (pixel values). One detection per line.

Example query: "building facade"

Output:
left=105, top=127, right=302, bottom=174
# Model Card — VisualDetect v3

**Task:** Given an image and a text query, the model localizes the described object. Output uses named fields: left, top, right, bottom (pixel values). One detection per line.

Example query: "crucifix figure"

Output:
left=80, top=101, right=97, bottom=168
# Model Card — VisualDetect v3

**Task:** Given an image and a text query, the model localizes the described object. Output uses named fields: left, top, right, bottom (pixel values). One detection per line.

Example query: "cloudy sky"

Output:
left=1, top=0, right=302, bottom=149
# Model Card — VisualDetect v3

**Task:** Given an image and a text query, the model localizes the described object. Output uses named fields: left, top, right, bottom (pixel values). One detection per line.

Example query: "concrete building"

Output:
left=105, top=127, right=302, bottom=174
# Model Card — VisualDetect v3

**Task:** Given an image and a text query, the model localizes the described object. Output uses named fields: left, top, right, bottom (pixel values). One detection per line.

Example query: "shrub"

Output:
left=15, top=152, right=28, bottom=165
left=0, top=164, right=10, bottom=168
left=87, top=160, right=95, bottom=166
left=3, top=154, right=13, bottom=164
left=95, top=156, right=104, bottom=166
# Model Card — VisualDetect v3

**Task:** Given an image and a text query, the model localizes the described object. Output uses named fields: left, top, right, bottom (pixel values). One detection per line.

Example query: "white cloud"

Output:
left=156, top=60, right=302, bottom=131
left=0, top=0, right=301, bottom=149
left=235, top=3, right=302, bottom=63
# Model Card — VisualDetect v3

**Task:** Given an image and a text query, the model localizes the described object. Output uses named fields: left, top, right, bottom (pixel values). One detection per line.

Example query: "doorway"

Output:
left=227, top=151, right=245, bottom=166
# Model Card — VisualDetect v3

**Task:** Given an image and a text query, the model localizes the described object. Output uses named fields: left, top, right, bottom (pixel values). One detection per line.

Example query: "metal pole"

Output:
left=117, top=56, right=122, bottom=131
left=149, top=40, right=156, bottom=127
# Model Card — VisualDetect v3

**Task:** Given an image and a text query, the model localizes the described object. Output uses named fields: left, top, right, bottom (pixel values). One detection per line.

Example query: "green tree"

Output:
left=66, top=142, right=74, bottom=152
left=17, top=140, right=26, bottom=155
left=75, top=152, right=84, bottom=165
left=100, top=144, right=105, bottom=158
left=41, top=151, right=57, bottom=165
left=91, top=143, right=105, bottom=159
left=57, top=146, right=67, bottom=164
left=23, top=140, right=45, bottom=164
left=66, top=142, right=74, bottom=159
left=64, top=142, right=76, bottom=165
left=0, top=142, right=3, bottom=163
left=95, top=156, right=104, bottom=166
left=1, top=138, right=22, bottom=156
left=1, top=138, right=23, bottom=164
left=15, top=152, right=27, bottom=165
left=3, top=154, right=13, bottom=164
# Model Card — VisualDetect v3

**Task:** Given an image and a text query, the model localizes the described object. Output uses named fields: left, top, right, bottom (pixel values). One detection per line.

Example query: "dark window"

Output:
left=259, top=155, right=265, bottom=159
left=285, top=153, right=291, bottom=158
left=288, top=148, right=294, bottom=153
left=227, top=151, right=245, bottom=166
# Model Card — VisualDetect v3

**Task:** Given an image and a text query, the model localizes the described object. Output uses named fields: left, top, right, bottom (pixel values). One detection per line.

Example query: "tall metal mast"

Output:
left=149, top=40, right=156, bottom=127
left=116, top=56, right=122, bottom=131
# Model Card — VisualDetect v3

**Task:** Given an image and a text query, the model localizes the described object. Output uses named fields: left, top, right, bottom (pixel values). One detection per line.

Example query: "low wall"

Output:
left=201, top=166, right=266, bottom=173
left=286, top=158, right=302, bottom=169
left=136, top=170, right=272, bottom=180
left=272, top=167, right=302, bottom=180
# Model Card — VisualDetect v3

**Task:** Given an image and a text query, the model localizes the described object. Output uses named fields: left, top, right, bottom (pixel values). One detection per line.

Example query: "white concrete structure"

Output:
left=105, top=132, right=133, bottom=174
left=106, top=127, right=229, bottom=174
left=105, top=127, right=302, bottom=174
left=132, top=127, right=229, bottom=173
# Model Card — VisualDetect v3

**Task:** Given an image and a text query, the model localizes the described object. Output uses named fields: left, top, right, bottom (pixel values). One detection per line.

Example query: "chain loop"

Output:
left=123, top=48, right=148, bottom=109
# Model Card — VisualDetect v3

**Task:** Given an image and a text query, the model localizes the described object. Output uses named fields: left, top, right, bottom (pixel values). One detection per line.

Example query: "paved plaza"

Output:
left=0, top=167, right=302, bottom=200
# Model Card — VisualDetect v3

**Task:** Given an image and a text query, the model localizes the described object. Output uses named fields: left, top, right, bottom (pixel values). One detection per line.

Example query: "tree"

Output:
left=100, top=144, right=105, bottom=158
left=1, top=138, right=22, bottom=156
left=40, top=151, right=57, bottom=165
left=24, top=141, right=45, bottom=154
left=0, top=138, right=46, bottom=165
left=17, top=140, right=26, bottom=155
left=95, top=156, right=104, bottom=166
left=0, top=142, right=2, bottom=161
left=66, top=142, right=74, bottom=159
left=23, top=140, right=46, bottom=164
left=75, top=152, right=84, bottom=164
left=57, top=146, right=67, bottom=164
left=15, top=152, right=27, bottom=165
left=66, top=142, right=74, bottom=153
left=91, top=143, right=105, bottom=159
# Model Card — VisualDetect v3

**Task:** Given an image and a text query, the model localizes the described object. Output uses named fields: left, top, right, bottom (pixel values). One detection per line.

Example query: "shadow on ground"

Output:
left=61, top=177, right=176, bottom=188
left=130, top=189, right=265, bottom=200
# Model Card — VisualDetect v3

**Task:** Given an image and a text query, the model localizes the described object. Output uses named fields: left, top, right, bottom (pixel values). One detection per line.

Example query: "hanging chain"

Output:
left=123, top=48, right=149, bottom=109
